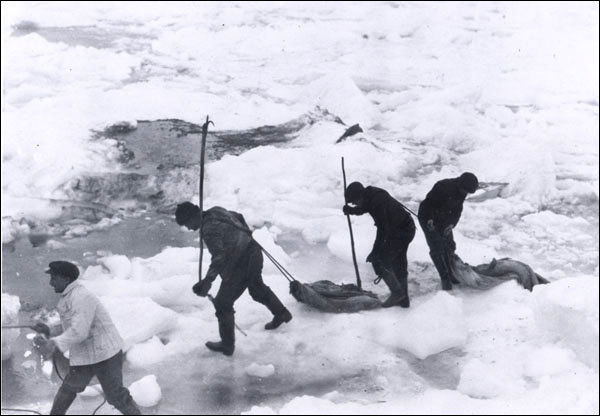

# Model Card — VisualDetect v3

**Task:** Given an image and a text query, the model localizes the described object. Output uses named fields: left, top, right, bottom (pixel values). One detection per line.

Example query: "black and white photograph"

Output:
left=1, top=2, right=598, bottom=415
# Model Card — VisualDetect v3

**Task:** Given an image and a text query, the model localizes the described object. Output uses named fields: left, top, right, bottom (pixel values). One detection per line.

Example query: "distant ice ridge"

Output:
left=2, top=1, right=597, bottom=226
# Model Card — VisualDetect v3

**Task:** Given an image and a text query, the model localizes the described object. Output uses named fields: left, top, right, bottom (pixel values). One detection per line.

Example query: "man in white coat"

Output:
left=33, top=261, right=142, bottom=415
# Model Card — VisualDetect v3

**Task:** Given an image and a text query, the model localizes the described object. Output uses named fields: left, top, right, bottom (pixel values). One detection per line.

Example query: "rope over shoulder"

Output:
left=206, top=216, right=297, bottom=283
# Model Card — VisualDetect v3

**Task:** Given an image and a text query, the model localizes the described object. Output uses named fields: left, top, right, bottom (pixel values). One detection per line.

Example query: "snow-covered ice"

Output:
left=245, top=363, right=276, bottom=378
left=100, top=296, right=178, bottom=351
left=533, top=276, right=599, bottom=371
left=1, top=293, right=21, bottom=360
left=1, top=1, right=598, bottom=415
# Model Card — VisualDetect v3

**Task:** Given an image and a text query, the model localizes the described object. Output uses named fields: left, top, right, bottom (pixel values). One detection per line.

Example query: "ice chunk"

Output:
left=47, top=239, right=67, bottom=250
left=533, top=276, right=599, bottom=371
left=100, top=297, right=178, bottom=351
left=460, top=140, right=557, bottom=206
left=524, top=345, right=577, bottom=378
left=127, top=336, right=168, bottom=368
left=1, top=293, right=21, bottom=321
left=244, top=395, right=369, bottom=415
left=458, top=358, right=526, bottom=398
left=42, top=360, right=53, bottom=377
left=98, top=255, right=132, bottom=280
left=244, top=406, right=277, bottom=415
left=21, top=360, right=37, bottom=371
left=1, top=293, right=21, bottom=360
left=374, top=292, right=467, bottom=359
left=129, top=247, right=199, bottom=282
left=252, top=227, right=291, bottom=274
left=129, top=375, right=162, bottom=407
left=2, top=217, right=31, bottom=245
left=326, top=221, right=375, bottom=263
left=522, top=211, right=591, bottom=237
left=82, top=247, right=200, bottom=307
left=245, top=363, right=275, bottom=378
left=83, top=272, right=199, bottom=308
left=303, top=74, right=380, bottom=128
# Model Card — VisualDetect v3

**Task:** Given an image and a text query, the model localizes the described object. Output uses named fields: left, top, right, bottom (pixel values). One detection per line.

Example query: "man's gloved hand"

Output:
left=192, top=279, right=212, bottom=297
left=443, top=224, right=454, bottom=237
left=342, top=205, right=352, bottom=215
left=427, top=219, right=435, bottom=232
left=32, top=322, right=50, bottom=337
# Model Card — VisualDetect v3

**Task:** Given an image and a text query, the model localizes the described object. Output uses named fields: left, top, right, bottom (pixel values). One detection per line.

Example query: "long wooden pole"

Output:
left=342, top=157, right=362, bottom=289
left=196, top=118, right=246, bottom=337
left=198, top=116, right=212, bottom=283
left=2, top=325, right=34, bottom=329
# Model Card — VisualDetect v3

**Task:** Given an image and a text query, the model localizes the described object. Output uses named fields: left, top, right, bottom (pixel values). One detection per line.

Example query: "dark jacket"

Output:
left=418, top=178, right=467, bottom=231
left=202, top=207, right=254, bottom=282
left=346, top=186, right=414, bottom=257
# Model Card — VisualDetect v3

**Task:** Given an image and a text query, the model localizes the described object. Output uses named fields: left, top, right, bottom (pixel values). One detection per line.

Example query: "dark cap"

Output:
left=345, top=181, right=365, bottom=203
left=175, top=202, right=200, bottom=226
left=45, top=261, right=80, bottom=281
left=459, top=172, right=479, bottom=194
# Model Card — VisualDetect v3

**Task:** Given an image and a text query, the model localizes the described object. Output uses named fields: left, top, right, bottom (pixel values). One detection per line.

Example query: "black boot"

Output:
left=115, top=398, right=142, bottom=415
left=206, top=312, right=235, bottom=356
left=431, top=252, right=453, bottom=290
left=265, top=308, right=292, bottom=330
left=380, top=269, right=410, bottom=308
left=206, top=341, right=234, bottom=356
left=397, top=272, right=410, bottom=308
left=50, top=387, right=77, bottom=415
left=382, top=291, right=410, bottom=308
left=248, top=284, right=292, bottom=330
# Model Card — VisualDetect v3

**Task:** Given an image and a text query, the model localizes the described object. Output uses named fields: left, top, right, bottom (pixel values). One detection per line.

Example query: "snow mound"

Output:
left=533, top=276, right=599, bottom=371
left=303, top=74, right=380, bottom=128
left=82, top=247, right=200, bottom=307
left=374, top=292, right=467, bottom=359
left=127, top=336, right=168, bottom=368
left=129, top=375, right=162, bottom=408
left=253, top=226, right=291, bottom=272
left=100, top=297, right=178, bottom=351
left=458, top=358, right=526, bottom=399
left=460, top=140, right=557, bottom=205
left=98, top=255, right=132, bottom=280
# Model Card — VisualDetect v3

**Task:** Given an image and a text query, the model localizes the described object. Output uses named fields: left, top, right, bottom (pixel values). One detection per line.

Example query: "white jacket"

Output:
left=53, top=281, right=123, bottom=366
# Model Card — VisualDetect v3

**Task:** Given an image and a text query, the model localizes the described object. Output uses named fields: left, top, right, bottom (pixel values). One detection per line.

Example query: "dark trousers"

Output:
left=212, top=242, right=286, bottom=346
left=50, top=351, right=141, bottom=415
left=418, top=215, right=457, bottom=284
left=372, top=224, right=415, bottom=295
